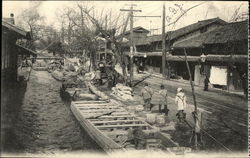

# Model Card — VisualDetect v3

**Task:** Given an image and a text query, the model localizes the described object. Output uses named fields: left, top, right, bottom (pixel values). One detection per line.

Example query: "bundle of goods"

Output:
left=48, top=62, right=61, bottom=73
left=62, top=71, right=84, bottom=88
left=85, top=81, right=110, bottom=101
left=111, top=83, right=134, bottom=101
left=51, top=70, right=65, bottom=81
left=83, top=72, right=96, bottom=81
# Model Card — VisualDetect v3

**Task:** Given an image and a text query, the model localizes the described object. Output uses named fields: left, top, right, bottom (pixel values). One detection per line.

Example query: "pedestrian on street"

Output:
left=242, top=73, right=248, bottom=98
left=175, top=87, right=187, bottom=122
left=204, top=75, right=210, bottom=91
left=159, top=84, right=169, bottom=116
left=141, top=83, right=154, bottom=111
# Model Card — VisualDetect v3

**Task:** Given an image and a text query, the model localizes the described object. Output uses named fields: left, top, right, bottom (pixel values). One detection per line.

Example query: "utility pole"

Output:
left=183, top=48, right=198, bottom=150
left=129, top=5, right=134, bottom=87
left=162, top=3, right=166, bottom=78
left=120, top=4, right=141, bottom=87
left=120, top=5, right=160, bottom=86
left=105, top=15, right=108, bottom=61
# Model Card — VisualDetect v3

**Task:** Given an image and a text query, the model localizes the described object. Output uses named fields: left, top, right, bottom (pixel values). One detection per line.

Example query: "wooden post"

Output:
left=105, top=15, right=108, bottom=61
left=129, top=5, right=134, bottom=87
left=162, top=3, right=166, bottom=78
left=183, top=48, right=198, bottom=150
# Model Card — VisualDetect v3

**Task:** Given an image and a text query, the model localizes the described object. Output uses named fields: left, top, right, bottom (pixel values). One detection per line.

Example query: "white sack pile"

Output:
left=111, top=83, right=134, bottom=101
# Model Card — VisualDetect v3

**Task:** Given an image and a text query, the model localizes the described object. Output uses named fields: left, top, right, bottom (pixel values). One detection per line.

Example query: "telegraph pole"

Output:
left=129, top=5, right=134, bottom=87
left=105, top=15, right=108, bottom=61
left=120, top=5, right=160, bottom=86
left=120, top=4, right=141, bottom=87
left=162, top=3, right=166, bottom=78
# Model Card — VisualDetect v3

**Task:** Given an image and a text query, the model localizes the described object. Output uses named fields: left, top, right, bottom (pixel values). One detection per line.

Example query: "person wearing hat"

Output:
left=175, top=87, right=187, bottom=122
left=158, top=84, right=169, bottom=116
left=141, top=83, right=154, bottom=111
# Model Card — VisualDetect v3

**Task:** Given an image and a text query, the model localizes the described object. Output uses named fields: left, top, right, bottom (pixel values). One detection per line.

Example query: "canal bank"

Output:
left=2, top=70, right=102, bottom=154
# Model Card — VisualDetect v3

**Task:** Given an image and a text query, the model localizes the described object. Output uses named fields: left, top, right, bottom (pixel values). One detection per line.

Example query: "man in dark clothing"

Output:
left=204, top=75, right=210, bottom=91
left=242, top=73, right=248, bottom=98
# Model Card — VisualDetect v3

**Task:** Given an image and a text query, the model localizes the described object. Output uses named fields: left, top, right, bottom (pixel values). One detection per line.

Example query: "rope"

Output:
left=189, top=114, right=233, bottom=152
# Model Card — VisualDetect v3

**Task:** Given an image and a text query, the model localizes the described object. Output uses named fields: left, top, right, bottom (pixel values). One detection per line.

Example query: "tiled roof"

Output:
left=2, top=20, right=31, bottom=39
left=173, top=20, right=248, bottom=48
left=122, top=17, right=227, bottom=46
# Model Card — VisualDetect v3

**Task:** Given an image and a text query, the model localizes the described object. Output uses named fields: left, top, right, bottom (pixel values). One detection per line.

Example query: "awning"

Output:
left=16, top=44, right=37, bottom=57
left=124, top=51, right=247, bottom=63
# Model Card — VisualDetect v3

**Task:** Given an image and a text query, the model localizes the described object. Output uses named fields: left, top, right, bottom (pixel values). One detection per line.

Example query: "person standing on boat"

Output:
left=159, top=84, right=169, bottom=116
left=141, top=83, right=154, bottom=111
left=175, top=87, right=187, bottom=122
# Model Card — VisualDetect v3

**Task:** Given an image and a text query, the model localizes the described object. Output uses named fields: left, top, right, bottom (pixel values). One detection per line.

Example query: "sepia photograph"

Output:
left=1, top=1, right=249, bottom=157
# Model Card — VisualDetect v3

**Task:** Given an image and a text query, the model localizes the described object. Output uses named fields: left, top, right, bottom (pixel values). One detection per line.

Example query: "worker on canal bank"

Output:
left=204, top=75, right=210, bottom=91
left=159, top=84, right=169, bottom=116
left=175, top=87, right=187, bottom=122
left=141, top=83, right=154, bottom=111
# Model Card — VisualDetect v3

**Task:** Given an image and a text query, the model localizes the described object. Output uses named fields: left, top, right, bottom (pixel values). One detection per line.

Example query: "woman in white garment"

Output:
left=175, top=87, right=187, bottom=122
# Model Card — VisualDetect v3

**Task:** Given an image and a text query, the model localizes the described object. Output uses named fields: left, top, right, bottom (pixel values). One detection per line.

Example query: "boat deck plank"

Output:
left=91, top=119, right=142, bottom=124
left=96, top=123, right=149, bottom=129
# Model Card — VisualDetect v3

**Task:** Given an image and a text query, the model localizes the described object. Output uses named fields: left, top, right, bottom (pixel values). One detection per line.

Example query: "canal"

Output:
left=9, top=70, right=101, bottom=154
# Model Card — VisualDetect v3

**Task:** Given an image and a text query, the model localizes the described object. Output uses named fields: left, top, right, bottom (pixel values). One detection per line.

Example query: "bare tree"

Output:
left=17, top=2, right=45, bottom=39
left=79, top=5, right=130, bottom=84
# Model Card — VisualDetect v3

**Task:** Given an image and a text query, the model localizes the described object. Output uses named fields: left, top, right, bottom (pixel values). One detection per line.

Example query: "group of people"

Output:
left=140, top=83, right=187, bottom=122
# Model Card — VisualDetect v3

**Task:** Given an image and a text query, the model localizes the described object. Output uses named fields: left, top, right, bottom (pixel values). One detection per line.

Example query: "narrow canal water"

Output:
left=12, top=70, right=101, bottom=154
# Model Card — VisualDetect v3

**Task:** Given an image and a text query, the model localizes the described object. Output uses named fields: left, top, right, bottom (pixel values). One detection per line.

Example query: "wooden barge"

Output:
left=70, top=99, right=179, bottom=153
left=62, top=82, right=184, bottom=154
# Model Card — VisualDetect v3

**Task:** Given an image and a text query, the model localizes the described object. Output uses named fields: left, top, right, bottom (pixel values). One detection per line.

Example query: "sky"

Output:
left=2, top=1, right=249, bottom=35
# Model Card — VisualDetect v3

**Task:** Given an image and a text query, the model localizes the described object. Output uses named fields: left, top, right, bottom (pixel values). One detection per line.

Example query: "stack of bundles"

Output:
left=111, top=83, right=134, bottom=101
left=51, top=70, right=65, bottom=81
left=85, top=81, right=109, bottom=101
left=83, top=72, right=96, bottom=81
left=63, top=63, right=75, bottom=72
left=63, top=71, right=83, bottom=87
left=48, top=61, right=61, bottom=72
left=77, top=66, right=87, bottom=76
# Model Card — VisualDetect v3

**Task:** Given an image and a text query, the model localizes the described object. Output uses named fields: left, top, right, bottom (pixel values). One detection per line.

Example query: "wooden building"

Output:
left=121, top=18, right=248, bottom=93
left=122, top=17, right=227, bottom=74
left=1, top=15, right=36, bottom=151
left=172, top=20, right=248, bottom=91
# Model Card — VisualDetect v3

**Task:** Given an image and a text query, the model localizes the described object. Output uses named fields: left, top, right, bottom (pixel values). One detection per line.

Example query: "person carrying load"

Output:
left=175, top=87, right=187, bottom=122
left=158, top=84, right=169, bottom=116
left=141, top=83, right=154, bottom=111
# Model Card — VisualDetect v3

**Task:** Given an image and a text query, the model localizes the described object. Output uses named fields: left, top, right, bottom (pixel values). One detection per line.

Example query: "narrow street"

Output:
left=11, top=70, right=101, bottom=154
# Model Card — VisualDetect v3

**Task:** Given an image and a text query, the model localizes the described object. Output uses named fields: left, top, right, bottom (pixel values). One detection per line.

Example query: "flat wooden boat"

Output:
left=33, top=66, right=47, bottom=71
left=70, top=99, right=179, bottom=154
